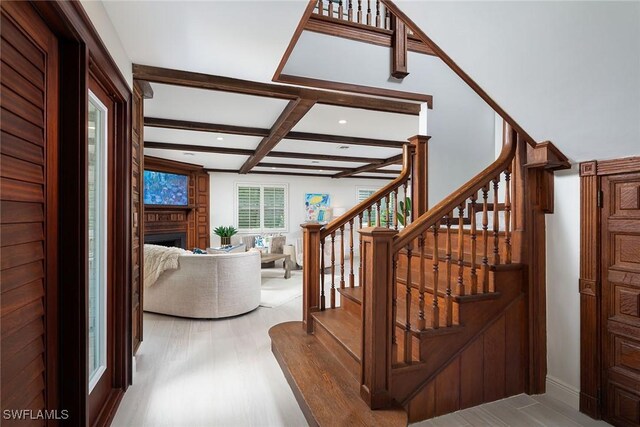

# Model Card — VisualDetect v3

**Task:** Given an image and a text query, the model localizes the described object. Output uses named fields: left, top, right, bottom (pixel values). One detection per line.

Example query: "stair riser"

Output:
left=422, top=231, right=509, bottom=259
left=341, top=295, right=361, bottom=318
left=313, top=318, right=361, bottom=382
left=394, top=289, right=460, bottom=328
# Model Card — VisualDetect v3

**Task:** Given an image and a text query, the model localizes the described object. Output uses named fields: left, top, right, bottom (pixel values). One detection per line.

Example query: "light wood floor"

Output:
left=113, top=293, right=610, bottom=427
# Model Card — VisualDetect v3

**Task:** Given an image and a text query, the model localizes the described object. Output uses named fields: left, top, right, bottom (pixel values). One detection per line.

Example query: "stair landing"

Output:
left=269, top=321, right=408, bottom=427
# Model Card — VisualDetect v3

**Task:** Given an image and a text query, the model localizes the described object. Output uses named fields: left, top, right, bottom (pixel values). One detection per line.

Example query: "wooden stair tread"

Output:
left=337, top=286, right=363, bottom=304
left=312, top=308, right=362, bottom=361
left=270, top=322, right=408, bottom=427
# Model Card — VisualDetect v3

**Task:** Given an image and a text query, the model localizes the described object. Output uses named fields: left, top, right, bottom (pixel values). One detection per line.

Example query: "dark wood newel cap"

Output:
left=407, top=134, right=431, bottom=144
left=358, top=227, right=398, bottom=237
left=301, top=222, right=324, bottom=230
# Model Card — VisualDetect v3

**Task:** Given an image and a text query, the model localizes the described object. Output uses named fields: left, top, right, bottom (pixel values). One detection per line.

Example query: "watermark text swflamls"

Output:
left=3, top=409, right=69, bottom=420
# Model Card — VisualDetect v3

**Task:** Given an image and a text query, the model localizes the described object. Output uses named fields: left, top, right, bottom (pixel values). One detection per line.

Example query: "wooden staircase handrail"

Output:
left=320, top=143, right=414, bottom=239
left=393, top=127, right=517, bottom=252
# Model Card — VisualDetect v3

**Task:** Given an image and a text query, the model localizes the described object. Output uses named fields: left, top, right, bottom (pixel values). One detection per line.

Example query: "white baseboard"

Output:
left=546, top=375, right=579, bottom=409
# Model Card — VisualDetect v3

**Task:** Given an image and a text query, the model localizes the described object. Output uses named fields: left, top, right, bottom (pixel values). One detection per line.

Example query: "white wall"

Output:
left=208, top=172, right=392, bottom=247
left=285, top=34, right=496, bottom=206
left=80, top=0, right=132, bottom=88
left=394, top=1, right=640, bottom=405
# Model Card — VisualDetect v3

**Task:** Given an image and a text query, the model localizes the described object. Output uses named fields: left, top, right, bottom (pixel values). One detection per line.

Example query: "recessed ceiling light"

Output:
left=338, top=119, right=347, bottom=125
left=319, top=169, right=324, bottom=172
left=216, top=137, right=224, bottom=141
left=338, top=145, right=350, bottom=150
left=183, top=152, right=194, bottom=156
left=271, top=167, right=277, bottom=170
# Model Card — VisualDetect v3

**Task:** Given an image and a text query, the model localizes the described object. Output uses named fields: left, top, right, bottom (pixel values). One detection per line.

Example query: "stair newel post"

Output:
left=302, top=223, right=323, bottom=333
left=409, top=135, right=430, bottom=220
left=445, top=214, right=453, bottom=326
left=431, top=224, right=440, bottom=329
left=330, top=231, right=336, bottom=309
left=457, top=204, right=465, bottom=296
left=492, top=176, right=501, bottom=265
left=349, top=219, right=355, bottom=287
left=470, top=193, right=478, bottom=295
left=359, top=226, right=397, bottom=409
left=339, top=225, right=345, bottom=289
left=481, top=185, right=490, bottom=293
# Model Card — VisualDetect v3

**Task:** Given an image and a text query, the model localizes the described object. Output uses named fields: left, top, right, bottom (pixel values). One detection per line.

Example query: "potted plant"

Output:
left=213, top=225, right=238, bottom=246
left=397, top=197, right=412, bottom=226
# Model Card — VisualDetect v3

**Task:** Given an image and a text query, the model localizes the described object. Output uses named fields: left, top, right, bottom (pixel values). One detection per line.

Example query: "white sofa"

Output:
left=144, top=251, right=261, bottom=319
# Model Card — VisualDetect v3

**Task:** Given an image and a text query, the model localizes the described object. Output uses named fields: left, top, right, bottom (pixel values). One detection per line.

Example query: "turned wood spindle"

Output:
left=338, top=0, right=344, bottom=19
left=349, top=218, right=355, bottom=287
left=492, top=177, right=501, bottom=265
left=357, top=0, right=362, bottom=23
left=385, top=195, right=390, bottom=228
left=432, top=224, right=440, bottom=329
left=481, top=185, right=490, bottom=293
left=403, top=181, right=409, bottom=226
left=404, top=243, right=413, bottom=363
left=385, top=9, right=390, bottom=30
left=339, top=226, right=345, bottom=289
left=392, top=255, right=398, bottom=360
left=504, top=168, right=512, bottom=264
left=457, top=204, right=465, bottom=296
left=320, top=238, right=326, bottom=310
left=348, top=0, right=353, bottom=21
left=358, top=213, right=364, bottom=286
left=470, top=193, right=478, bottom=295
left=445, top=215, right=453, bottom=326
left=317, top=0, right=323, bottom=16
left=375, top=200, right=381, bottom=227
left=418, top=233, right=426, bottom=331
left=393, top=188, right=399, bottom=230
left=330, top=232, right=336, bottom=308
left=328, top=0, right=334, bottom=18
left=375, top=0, right=381, bottom=27
left=366, top=0, right=372, bottom=26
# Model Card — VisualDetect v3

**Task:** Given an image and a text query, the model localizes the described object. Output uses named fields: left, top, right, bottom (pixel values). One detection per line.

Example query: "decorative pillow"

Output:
left=192, top=248, right=206, bottom=254
left=254, top=235, right=266, bottom=248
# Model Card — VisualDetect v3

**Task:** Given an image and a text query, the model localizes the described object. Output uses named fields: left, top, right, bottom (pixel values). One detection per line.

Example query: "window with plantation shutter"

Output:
left=236, top=183, right=288, bottom=232
left=356, top=187, right=395, bottom=227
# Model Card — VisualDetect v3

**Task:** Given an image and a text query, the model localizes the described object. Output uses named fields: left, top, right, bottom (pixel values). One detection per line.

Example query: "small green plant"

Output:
left=213, top=225, right=238, bottom=245
left=396, top=197, right=412, bottom=226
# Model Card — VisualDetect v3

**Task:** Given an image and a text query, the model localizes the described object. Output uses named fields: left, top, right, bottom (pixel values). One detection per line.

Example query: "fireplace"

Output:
left=144, top=232, right=187, bottom=249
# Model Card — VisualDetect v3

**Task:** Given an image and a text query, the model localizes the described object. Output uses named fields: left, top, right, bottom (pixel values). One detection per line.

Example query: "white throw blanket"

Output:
left=144, top=244, right=189, bottom=287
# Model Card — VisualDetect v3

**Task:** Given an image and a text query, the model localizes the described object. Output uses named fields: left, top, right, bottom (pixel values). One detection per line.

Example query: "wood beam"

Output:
left=205, top=168, right=393, bottom=180
left=144, top=117, right=269, bottom=137
left=257, top=162, right=348, bottom=172
left=144, top=141, right=385, bottom=163
left=135, top=79, right=154, bottom=99
left=132, top=64, right=421, bottom=115
left=391, top=15, right=409, bottom=79
left=144, top=117, right=406, bottom=148
left=333, top=153, right=404, bottom=178
left=239, top=98, right=316, bottom=173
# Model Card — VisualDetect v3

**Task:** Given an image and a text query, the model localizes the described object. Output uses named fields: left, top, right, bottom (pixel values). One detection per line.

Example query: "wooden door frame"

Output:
left=579, top=156, right=640, bottom=419
left=29, top=1, right=132, bottom=425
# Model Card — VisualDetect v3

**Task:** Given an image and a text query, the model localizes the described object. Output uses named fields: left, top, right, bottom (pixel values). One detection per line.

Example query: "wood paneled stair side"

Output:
left=269, top=321, right=408, bottom=427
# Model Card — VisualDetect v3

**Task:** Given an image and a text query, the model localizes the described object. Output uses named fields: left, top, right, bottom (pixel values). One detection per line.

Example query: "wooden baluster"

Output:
left=338, top=0, right=344, bottom=20
left=393, top=188, right=399, bottom=230
left=375, top=200, right=381, bottom=227
left=481, top=185, right=489, bottom=293
left=366, top=0, right=372, bottom=25
left=367, top=206, right=372, bottom=227
left=384, top=195, right=390, bottom=228
left=403, top=181, right=409, bottom=226
left=359, top=213, right=364, bottom=286
left=357, top=0, right=362, bottom=23
left=417, top=232, right=426, bottom=331
left=493, top=176, right=501, bottom=265
left=328, top=0, right=334, bottom=18
left=470, top=193, right=478, bottom=295
left=385, top=9, right=390, bottom=30
left=504, top=168, right=512, bottom=264
left=375, top=0, right=381, bottom=27
left=457, top=204, right=465, bottom=296
left=340, top=225, right=345, bottom=289
left=330, top=232, right=336, bottom=308
left=348, top=0, right=353, bottom=21
left=320, top=238, right=326, bottom=310
left=404, top=243, right=412, bottom=363
left=445, top=215, right=453, bottom=326
left=349, top=218, right=355, bottom=287
left=318, top=0, right=323, bottom=16
left=432, top=224, right=440, bottom=329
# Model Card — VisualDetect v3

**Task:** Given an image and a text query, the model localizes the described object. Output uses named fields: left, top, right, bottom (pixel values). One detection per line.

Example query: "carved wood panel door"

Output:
left=601, top=172, right=640, bottom=427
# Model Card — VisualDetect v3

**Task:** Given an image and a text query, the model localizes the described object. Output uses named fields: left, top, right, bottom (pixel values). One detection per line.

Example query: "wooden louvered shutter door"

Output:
left=1, top=1, right=59, bottom=421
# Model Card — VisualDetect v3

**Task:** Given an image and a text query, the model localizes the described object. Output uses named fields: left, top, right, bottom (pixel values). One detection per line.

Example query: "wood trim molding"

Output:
left=272, top=0, right=318, bottom=81
left=595, top=156, right=640, bottom=176
left=133, top=64, right=421, bottom=115
left=144, top=155, right=204, bottom=172
left=144, top=116, right=408, bottom=148
left=275, top=74, right=433, bottom=107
